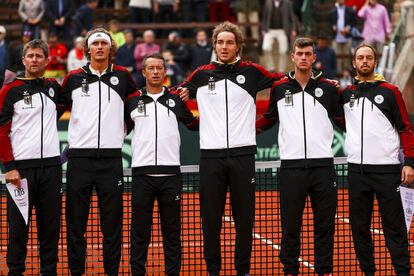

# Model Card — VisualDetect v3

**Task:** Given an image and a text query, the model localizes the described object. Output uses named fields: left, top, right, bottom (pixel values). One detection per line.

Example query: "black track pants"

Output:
left=7, top=166, right=62, bottom=276
left=66, top=157, right=123, bottom=276
left=199, top=154, right=255, bottom=275
left=130, top=175, right=182, bottom=276
left=279, top=166, right=337, bottom=275
left=349, top=171, right=411, bottom=275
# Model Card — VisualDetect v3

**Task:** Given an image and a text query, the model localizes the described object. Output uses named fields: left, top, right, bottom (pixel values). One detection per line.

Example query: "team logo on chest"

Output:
left=167, top=99, right=176, bottom=107
left=208, top=76, right=215, bottom=91
left=22, top=91, right=32, bottom=106
left=48, top=87, right=55, bottom=97
left=349, top=94, right=356, bottom=109
left=236, top=74, right=246, bottom=84
left=374, top=95, right=384, bottom=104
left=137, top=100, right=146, bottom=114
left=81, top=78, right=89, bottom=96
left=314, top=87, right=323, bottom=98
left=285, top=90, right=293, bottom=106
left=110, top=76, right=119, bottom=86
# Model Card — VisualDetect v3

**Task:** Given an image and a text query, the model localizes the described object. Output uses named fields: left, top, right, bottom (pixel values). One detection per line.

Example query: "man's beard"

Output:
left=357, top=66, right=375, bottom=78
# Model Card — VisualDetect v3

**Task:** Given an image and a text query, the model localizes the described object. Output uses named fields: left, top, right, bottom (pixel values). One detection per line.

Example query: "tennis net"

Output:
left=0, top=157, right=412, bottom=275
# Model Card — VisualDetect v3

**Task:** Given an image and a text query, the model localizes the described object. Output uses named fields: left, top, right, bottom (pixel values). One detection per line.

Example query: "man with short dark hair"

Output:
left=257, top=37, right=342, bottom=276
left=126, top=52, right=197, bottom=276
left=0, top=39, right=62, bottom=275
left=181, top=21, right=285, bottom=276
left=60, top=27, right=137, bottom=276
left=342, top=44, right=414, bottom=276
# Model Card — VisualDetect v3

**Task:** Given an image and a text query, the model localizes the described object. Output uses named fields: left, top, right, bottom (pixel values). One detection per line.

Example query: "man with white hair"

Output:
left=60, top=27, right=137, bottom=276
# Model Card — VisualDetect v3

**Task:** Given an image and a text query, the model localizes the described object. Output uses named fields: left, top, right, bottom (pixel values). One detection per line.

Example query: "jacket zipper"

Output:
left=39, top=93, right=44, bottom=159
left=98, top=78, right=102, bottom=149
left=225, top=78, right=229, bottom=149
left=360, top=97, right=365, bottom=167
left=154, top=99, right=158, bottom=166
left=302, top=90, right=307, bottom=161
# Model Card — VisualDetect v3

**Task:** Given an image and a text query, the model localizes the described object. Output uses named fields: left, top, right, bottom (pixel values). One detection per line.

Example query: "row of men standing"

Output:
left=1, top=21, right=414, bottom=276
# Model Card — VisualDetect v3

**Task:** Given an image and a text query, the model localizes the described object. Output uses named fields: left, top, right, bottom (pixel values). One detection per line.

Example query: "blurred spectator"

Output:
left=358, top=0, right=391, bottom=54
left=291, top=0, right=303, bottom=22
left=314, top=35, right=337, bottom=79
left=329, top=0, right=355, bottom=73
left=72, top=0, right=99, bottom=37
left=209, top=0, right=231, bottom=22
left=116, top=30, right=136, bottom=73
left=180, top=0, right=209, bottom=37
left=129, top=0, right=152, bottom=24
left=108, top=20, right=126, bottom=48
left=44, top=32, right=67, bottom=81
left=134, top=30, right=161, bottom=87
left=153, top=0, right=179, bottom=37
left=45, top=0, right=74, bottom=40
left=262, top=0, right=298, bottom=72
left=189, top=29, right=213, bottom=70
left=0, top=26, right=9, bottom=82
left=162, top=50, right=185, bottom=87
left=162, top=31, right=191, bottom=72
left=67, top=36, right=88, bottom=72
left=339, top=68, right=353, bottom=89
left=235, top=0, right=260, bottom=44
left=9, top=30, right=32, bottom=74
left=18, top=0, right=44, bottom=39
left=346, top=0, right=365, bottom=11
left=181, top=0, right=209, bottom=22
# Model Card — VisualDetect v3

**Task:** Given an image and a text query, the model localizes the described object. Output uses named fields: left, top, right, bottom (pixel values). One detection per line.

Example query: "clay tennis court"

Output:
left=1, top=161, right=413, bottom=275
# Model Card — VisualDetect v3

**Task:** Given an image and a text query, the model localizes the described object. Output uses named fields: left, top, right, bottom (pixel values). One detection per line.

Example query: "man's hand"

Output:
left=6, top=169, right=21, bottom=188
left=178, top=87, right=189, bottom=102
left=401, top=165, right=414, bottom=185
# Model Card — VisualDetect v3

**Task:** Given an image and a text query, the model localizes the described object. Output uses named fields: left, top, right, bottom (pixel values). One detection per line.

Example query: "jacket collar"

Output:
left=81, top=63, right=114, bottom=75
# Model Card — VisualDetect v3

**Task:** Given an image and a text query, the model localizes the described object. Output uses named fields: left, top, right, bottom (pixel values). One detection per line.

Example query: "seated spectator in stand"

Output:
left=358, top=0, right=391, bottom=54
left=116, top=30, right=136, bottom=75
left=189, top=29, right=213, bottom=71
left=108, top=19, right=126, bottom=48
left=129, top=0, right=152, bottom=24
left=162, top=50, right=185, bottom=87
left=235, top=0, right=260, bottom=44
left=67, top=36, right=88, bottom=72
left=329, top=0, right=355, bottom=73
left=45, top=0, right=74, bottom=40
left=0, top=26, right=9, bottom=82
left=72, top=0, right=99, bottom=37
left=18, top=0, right=44, bottom=39
left=153, top=0, right=179, bottom=37
left=162, top=31, right=191, bottom=73
left=134, top=30, right=161, bottom=88
left=9, top=30, right=32, bottom=74
left=339, top=67, right=352, bottom=89
left=44, top=32, right=67, bottom=81
left=209, top=0, right=231, bottom=22
left=314, top=35, right=337, bottom=79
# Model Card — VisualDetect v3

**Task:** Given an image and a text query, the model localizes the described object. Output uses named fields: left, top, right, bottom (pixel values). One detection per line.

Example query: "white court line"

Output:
left=336, top=215, right=414, bottom=246
left=223, top=216, right=315, bottom=271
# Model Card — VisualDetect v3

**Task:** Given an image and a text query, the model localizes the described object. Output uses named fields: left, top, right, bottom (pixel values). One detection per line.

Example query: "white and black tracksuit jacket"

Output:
left=0, top=76, right=62, bottom=171
left=341, top=75, right=414, bottom=172
left=60, top=64, right=137, bottom=157
left=257, top=71, right=343, bottom=168
left=181, top=59, right=285, bottom=157
left=125, top=87, right=198, bottom=175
